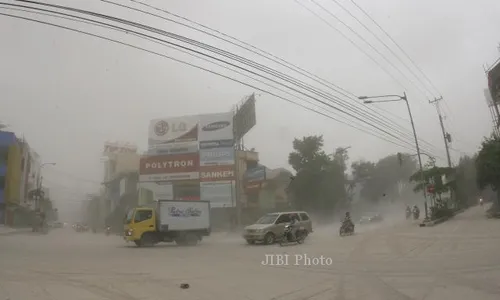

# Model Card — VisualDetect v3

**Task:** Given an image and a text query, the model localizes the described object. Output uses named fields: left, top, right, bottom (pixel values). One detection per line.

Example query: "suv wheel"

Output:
left=264, top=233, right=275, bottom=245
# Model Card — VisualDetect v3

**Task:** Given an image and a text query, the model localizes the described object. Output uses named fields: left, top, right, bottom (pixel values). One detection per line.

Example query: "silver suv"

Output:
left=243, top=211, right=313, bottom=244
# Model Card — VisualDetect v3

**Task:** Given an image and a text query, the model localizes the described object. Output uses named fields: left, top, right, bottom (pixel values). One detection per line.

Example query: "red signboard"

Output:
left=140, top=153, right=199, bottom=174
left=199, top=165, right=235, bottom=182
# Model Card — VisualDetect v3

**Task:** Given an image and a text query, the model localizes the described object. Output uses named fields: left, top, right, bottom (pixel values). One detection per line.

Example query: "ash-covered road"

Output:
left=1, top=206, right=500, bottom=300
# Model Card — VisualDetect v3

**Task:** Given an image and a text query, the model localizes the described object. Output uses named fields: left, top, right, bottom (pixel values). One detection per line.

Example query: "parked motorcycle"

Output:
left=279, top=224, right=306, bottom=246
left=339, top=220, right=354, bottom=236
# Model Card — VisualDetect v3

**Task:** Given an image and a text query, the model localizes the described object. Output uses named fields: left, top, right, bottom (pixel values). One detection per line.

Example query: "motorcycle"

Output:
left=105, top=226, right=111, bottom=236
left=279, top=224, right=306, bottom=246
left=405, top=209, right=411, bottom=220
left=339, top=220, right=354, bottom=236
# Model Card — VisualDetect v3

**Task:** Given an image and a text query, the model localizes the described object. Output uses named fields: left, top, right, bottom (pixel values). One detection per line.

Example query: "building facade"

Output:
left=101, top=142, right=139, bottom=221
left=0, top=132, right=22, bottom=225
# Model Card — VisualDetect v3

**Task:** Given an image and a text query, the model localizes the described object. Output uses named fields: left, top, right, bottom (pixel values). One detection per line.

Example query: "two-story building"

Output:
left=0, top=131, right=22, bottom=225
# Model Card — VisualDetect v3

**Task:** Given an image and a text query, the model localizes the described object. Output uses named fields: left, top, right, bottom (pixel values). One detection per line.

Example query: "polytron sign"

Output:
left=200, top=165, right=235, bottom=181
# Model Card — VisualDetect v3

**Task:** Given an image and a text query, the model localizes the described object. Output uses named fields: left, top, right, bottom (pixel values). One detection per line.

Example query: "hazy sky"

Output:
left=1, top=0, right=499, bottom=215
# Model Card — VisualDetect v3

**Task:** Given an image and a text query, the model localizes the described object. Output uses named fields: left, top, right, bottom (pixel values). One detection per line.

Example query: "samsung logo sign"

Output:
left=202, top=121, right=230, bottom=131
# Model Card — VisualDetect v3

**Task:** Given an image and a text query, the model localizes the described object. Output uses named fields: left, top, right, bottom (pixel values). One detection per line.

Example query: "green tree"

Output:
left=287, top=135, right=347, bottom=216
left=453, top=155, right=480, bottom=208
left=409, top=166, right=454, bottom=205
left=351, top=153, right=417, bottom=202
left=476, top=135, right=500, bottom=204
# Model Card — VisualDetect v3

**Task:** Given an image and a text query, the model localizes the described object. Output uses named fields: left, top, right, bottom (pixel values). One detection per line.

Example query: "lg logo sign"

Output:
left=154, top=121, right=188, bottom=136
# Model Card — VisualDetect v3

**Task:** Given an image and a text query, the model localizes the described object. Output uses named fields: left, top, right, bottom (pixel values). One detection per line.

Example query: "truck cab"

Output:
left=124, top=207, right=156, bottom=246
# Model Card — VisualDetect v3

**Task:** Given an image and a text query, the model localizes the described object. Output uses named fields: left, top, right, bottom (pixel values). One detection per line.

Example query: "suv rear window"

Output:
left=299, top=213, right=310, bottom=221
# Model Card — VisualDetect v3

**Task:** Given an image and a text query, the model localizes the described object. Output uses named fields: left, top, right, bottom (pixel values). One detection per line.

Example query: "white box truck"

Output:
left=124, top=200, right=211, bottom=247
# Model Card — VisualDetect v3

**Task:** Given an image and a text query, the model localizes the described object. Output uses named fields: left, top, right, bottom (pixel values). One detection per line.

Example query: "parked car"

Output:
left=243, top=211, right=313, bottom=245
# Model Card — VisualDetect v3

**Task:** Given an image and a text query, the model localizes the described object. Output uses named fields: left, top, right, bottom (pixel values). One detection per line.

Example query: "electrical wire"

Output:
left=2, top=1, right=443, bottom=156
left=103, top=0, right=442, bottom=154
left=345, top=0, right=456, bottom=120
left=308, top=0, right=432, bottom=102
left=0, top=10, right=427, bottom=154
left=13, top=0, right=443, bottom=156
left=329, top=0, right=437, bottom=99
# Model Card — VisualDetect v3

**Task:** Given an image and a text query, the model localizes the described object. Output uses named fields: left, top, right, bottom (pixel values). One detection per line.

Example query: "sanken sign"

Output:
left=201, top=170, right=235, bottom=181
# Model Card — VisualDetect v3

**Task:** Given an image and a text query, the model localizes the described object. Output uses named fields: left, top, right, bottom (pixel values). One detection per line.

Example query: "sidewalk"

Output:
left=0, top=226, right=31, bottom=236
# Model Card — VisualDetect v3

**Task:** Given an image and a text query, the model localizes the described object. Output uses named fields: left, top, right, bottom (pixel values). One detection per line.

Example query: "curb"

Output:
left=0, top=228, right=31, bottom=236
left=420, top=215, right=454, bottom=227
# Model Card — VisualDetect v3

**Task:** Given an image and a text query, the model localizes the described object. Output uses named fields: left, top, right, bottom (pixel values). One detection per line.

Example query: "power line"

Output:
left=328, top=0, right=438, bottom=99
left=3, top=2, right=445, bottom=157
left=308, top=0, right=432, bottom=102
left=110, top=0, right=441, bottom=153
left=5, top=2, right=439, bottom=152
left=348, top=0, right=443, bottom=98
left=345, top=0, right=456, bottom=123
left=292, top=0, right=408, bottom=93
left=0, top=10, right=433, bottom=154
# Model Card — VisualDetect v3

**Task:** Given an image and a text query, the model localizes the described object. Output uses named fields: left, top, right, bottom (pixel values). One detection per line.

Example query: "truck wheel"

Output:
left=134, top=240, right=142, bottom=247
left=140, top=233, right=154, bottom=247
left=263, top=233, right=275, bottom=245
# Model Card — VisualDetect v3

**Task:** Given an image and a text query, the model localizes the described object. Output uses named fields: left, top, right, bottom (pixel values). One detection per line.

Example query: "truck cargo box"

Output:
left=157, top=200, right=210, bottom=231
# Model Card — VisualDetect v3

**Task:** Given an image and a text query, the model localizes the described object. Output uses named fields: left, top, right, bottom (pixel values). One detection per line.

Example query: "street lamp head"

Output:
left=358, top=96, right=368, bottom=100
left=363, top=100, right=374, bottom=104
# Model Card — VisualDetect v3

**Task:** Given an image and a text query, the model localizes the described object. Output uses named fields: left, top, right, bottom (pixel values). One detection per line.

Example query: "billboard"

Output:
left=103, top=141, right=137, bottom=154
left=148, top=141, right=198, bottom=155
left=139, top=153, right=200, bottom=182
left=198, top=112, right=234, bottom=142
left=200, top=181, right=235, bottom=208
left=234, top=93, right=256, bottom=141
left=199, top=147, right=234, bottom=166
left=488, top=61, right=500, bottom=103
left=200, top=165, right=235, bottom=181
left=148, top=116, right=198, bottom=145
left=200, top=139, right=234, bottom=149
left=244, top=165, right=266, bottom=183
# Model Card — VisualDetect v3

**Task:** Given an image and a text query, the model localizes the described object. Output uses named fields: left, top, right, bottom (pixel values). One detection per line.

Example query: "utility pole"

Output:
left=429, top=97, right=452, bottom=168
left=429, top=97, right=455, bottom=209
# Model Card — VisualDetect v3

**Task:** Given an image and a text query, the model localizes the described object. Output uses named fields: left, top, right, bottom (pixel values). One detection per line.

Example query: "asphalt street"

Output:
left=1, top=206, right=499, bottom=300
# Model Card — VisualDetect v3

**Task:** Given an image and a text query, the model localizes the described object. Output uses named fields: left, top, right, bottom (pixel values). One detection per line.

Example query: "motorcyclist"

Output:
left=406, top=205, right=411, bottom=218
left=289, top=214, right=300, bottom=241
left=343, top=212, right=353, bottom=229
left=412, top=205, right=420, bottom=217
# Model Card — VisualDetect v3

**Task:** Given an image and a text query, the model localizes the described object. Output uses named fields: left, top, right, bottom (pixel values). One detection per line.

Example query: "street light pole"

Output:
left=360, top=92, right=429, bottom=219
left=402, top=93, right=429, bottom=218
